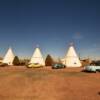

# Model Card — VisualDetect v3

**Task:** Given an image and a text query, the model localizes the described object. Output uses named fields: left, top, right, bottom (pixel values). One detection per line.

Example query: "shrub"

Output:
left=45, top=54, right=54, bottom=66
left=13, top=56, right=20, bottom=65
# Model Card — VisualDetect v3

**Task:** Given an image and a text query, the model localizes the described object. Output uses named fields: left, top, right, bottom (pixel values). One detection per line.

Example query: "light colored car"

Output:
left=27, top=63, right=43, bottom=68
left=84, top=66, right=100, bottom=72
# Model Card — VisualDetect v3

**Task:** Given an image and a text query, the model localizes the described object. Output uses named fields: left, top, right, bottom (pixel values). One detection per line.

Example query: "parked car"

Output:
left=0, top=63, right=8, bottom=67
left=83, top=65, right=100, bottom=72
left=52, top=63, right=66, bottom=69
left=27, top=63, right=43, bottom=68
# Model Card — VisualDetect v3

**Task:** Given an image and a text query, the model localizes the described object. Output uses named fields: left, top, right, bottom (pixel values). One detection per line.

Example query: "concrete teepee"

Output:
left=3, top=47, right=15, bottom=65
left=30, top=46, right=45, bottom=66
left=62, top=44, right=81, bottom=67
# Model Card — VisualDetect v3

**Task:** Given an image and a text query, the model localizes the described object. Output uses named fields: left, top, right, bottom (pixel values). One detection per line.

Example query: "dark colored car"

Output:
left=52, top=63, right=66, bottom=69
left=0, top=63, right=8, bottom=67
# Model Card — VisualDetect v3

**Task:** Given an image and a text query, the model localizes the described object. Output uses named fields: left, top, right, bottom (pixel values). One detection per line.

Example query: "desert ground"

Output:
left=0, top=66, right=100, bottom=100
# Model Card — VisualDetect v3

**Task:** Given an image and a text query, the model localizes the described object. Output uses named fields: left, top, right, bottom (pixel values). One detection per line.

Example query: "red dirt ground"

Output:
left=0, top=66, right=100, bottom=100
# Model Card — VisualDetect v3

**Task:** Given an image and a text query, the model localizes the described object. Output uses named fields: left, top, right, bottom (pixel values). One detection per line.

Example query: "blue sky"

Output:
left=0, top=0, right=100, bottom=60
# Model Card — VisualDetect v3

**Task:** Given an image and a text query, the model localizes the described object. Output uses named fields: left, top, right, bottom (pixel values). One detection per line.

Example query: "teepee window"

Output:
left=74, top=62, right=77, bottom=64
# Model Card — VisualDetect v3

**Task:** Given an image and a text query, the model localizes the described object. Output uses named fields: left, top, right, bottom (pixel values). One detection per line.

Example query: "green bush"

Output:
left=45, top=54, right=54, bottom=66
left=13, top=56, right=20, bottom=65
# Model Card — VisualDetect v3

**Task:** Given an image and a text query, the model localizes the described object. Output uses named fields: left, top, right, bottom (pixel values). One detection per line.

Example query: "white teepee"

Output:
left=3, top=47, right=15, bottom=65
left=30, top=47, right=45, bottom=66
left=62, top=45, right=81, bottom=67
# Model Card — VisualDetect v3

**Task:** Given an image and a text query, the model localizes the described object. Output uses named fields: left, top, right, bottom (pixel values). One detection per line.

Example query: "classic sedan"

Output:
left=84, top=66, right=100, bottom=72
left=52, top=63, right=66, bottom=69
left=27, top=63, right=43, bottom=68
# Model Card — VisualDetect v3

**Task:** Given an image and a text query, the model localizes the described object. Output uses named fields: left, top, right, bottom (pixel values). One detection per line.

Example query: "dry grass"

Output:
left=0, top=66, right=100, bottom=100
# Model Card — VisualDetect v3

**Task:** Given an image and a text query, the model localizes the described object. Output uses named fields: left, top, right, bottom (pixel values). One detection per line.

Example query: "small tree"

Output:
left=45, top=54, right=54, bottom=66
left=13, top=56, right=20, bottom=65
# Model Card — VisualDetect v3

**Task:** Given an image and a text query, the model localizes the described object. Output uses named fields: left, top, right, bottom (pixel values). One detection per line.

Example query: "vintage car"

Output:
left=52, top=63, right=66, bottom=69
left=27, top=63, right=43, bottom=68
left=84, top=66, right=100, bottom=72
left=0, top=63, right=8, bottom=67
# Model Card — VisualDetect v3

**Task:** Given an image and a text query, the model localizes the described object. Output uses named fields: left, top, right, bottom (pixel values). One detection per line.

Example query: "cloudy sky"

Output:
left=0, top=0, right=100, bottom=60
